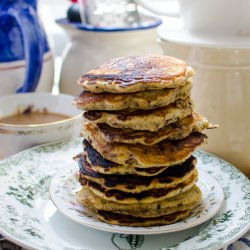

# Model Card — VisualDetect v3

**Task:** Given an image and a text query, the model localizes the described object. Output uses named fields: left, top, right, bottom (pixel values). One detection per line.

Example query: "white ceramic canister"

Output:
left=160, top=40, right=250, bottom=176
left=57, top=15, right=162, bottom=96
left=136, top=0, right=250, bottom=37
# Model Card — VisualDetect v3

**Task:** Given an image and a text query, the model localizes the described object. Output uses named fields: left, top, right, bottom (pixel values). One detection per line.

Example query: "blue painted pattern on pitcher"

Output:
left=0, top=0, right=50, bottom=93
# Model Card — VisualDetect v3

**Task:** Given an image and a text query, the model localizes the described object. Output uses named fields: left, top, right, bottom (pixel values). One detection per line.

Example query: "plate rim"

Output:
left=0, top=139, right=249, bottom=250
left=49, top=166, right=225, bottom=235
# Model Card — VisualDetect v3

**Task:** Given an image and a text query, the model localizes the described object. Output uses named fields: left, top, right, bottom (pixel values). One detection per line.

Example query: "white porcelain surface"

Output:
left=159, top=28, right=250, bottom=49
left=137, top=0, right=250, bottom=36
left=160, top=39, right=250, bottom=176
left=58, top=16, right=163, bottom=96
left=0, top=52, right=54, bottom=96
left=50, top=166, right=224, bottom=235
left=0, top=93, right=82, bottom=159
left=0, top=140, right=249, bottom=249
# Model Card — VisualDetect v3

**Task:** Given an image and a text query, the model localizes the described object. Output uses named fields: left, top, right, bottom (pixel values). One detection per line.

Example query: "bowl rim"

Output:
left=56, top=15, right=162, bottom=32
left=0, top=93, right=82, bottom=129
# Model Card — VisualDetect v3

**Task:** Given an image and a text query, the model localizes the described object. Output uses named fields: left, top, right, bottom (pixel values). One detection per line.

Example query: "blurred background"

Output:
left=37, top=0, right=169, bottom=95
left=38, top=0, right=71, bottom=92
left=39, top=0, right=71, bottom=57
left=0, top=1, right=250, bottom=248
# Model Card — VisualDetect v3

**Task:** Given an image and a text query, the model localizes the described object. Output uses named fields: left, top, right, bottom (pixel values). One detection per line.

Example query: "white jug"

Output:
left=57, top=15, right=162, bottom=95
left=160, top=39, right=250, bottom=176
left=136, top=0, right=250, bottom=36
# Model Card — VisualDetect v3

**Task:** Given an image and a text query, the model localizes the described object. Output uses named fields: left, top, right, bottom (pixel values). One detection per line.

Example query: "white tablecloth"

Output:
left=223, top=230, right=250, bottom=250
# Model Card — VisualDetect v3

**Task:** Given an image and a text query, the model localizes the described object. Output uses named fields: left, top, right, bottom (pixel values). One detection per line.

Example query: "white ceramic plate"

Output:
left=0, top=138, right=249, bottom=250
left=49, top=165, right=224, bottom=235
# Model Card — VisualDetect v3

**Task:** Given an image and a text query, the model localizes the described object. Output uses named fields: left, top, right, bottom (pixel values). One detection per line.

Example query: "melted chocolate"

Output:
left=79, top=55, right=187, bottom=87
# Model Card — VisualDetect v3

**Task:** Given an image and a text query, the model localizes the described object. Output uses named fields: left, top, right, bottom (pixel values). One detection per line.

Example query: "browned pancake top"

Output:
left=80, top=139, right=168, bottom=175
left=81, top=173, right=195, bottom=202
left=94, top=114, right=196, bottom=145
left=83, top=123, right=206, bottom=167
left=83, top=100, right=189, bottom=119
left=79, top=55, right=187, bottom=87
left=98, top=209, right=188, bottom=223
left=82, top=139, right=119, bottom=169
left=78, top=154, right=196, bottom=189
left=96, top=115, right=194, bottom=137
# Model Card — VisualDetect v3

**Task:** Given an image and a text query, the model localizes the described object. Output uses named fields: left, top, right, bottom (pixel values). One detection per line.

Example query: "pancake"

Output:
left=82, top=122, right=206, bottom=167
left=96, top=209, right=193, bottom=227
left=78, top=154, right=197, bottom=193
left=74, top=82, right=191, bottom=111
left=81, top=169, right=198, bottom=204
left=75, top=140, right=171, bottom=176
left=92, top=113, right=215, bottom=145
left=83, top=98, right=193, bottom=132
left=76, top=184, right=201, bottom=218
left=78, top=55, right=194, bottom=93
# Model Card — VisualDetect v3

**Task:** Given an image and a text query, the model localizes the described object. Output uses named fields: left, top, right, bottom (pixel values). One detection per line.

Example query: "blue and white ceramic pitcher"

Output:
left=0, top=0, right=54, bottom=96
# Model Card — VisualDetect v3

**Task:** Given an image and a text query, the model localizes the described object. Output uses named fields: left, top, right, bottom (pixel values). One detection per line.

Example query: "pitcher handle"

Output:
left=135, top=0, right=180, bottom=17
left=9, top=6, right=43, bottom=93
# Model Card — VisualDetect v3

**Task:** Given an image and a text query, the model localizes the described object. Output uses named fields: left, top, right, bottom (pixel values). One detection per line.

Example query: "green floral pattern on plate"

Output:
left=0, top=138, right=249, bottom=250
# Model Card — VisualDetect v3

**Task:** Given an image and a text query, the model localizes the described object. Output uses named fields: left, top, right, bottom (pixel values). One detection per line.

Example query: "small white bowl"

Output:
left=0, top=93, right=82, bottom=159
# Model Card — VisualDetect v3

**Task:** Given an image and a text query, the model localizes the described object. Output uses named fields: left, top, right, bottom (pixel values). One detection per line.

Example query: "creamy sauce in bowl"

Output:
left=0, top=109, right=71, bottom=125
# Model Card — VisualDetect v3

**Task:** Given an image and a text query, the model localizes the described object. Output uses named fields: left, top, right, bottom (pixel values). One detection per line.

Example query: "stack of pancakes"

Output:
left=73, top=55, right=215, bottom=227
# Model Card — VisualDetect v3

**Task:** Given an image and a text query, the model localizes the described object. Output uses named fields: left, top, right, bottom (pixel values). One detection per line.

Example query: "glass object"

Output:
left=78, top=0, right=140, bottom=27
